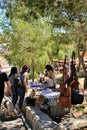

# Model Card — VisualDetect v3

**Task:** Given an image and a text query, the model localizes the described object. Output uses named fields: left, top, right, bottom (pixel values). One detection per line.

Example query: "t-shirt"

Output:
left=47, top=71, right=57, bottom=87
left=9, top=74, right=15, bottom=87
left=21, top=72, right=28, bottom=86
left=0, top=71, right=9, bottom=92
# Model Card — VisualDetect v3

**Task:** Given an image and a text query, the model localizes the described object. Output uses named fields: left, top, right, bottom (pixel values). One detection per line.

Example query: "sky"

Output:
left=0, top=0, right=10, bottom=33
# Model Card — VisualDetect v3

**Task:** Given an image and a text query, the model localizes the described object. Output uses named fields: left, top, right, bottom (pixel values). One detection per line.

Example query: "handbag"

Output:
left=71, top=90, right=84, bottom=105
left=58, top=56, right=72, bottom=108
left=58, top=83, right=72, bottom=108
left=58, top=95, right=72, bottom=108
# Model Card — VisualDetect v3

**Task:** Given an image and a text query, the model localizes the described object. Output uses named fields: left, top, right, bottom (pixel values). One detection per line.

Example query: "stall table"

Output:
left=30, top=82, right=65, bottom=117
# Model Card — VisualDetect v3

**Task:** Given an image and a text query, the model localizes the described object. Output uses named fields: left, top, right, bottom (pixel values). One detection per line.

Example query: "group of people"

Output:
left=0, top=63, right=57, bottom=114
left=0, top=64, right=30, bottom=113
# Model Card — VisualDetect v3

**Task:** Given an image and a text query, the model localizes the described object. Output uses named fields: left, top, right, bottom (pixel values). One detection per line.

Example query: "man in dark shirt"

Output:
left=0, top=64, right=12, bottom=109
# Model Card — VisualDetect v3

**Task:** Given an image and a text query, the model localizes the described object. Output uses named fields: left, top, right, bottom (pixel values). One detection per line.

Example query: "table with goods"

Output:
left=28, top=82, right=65, bottom=117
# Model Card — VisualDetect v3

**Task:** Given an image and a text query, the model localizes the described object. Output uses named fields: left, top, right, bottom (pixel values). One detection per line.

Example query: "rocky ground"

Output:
left=0, top=118, right=26, bottom=130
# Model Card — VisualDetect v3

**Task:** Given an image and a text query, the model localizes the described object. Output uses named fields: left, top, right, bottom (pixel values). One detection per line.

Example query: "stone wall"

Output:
left=26, top=106, right=58, bottom=130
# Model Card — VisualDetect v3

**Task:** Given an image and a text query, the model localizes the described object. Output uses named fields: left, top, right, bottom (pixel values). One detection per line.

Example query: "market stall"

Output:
left=28, top=82, right=65, bottom=117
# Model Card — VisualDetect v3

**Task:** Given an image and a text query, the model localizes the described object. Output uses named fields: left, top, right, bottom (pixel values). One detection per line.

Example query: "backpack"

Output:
left=14, top=74, right=23, bottom=87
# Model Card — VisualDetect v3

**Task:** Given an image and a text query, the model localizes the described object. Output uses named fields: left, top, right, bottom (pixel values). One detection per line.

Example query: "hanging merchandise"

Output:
left=59, top=51, right=84, bottom=108
left=58, top=56, right=72, bottom=108
left=67, top=51, right=84, bottom=105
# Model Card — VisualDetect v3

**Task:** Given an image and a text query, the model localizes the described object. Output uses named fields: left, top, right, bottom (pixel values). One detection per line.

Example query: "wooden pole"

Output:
left=32, top=58, right=34, bottom=82
left=68, top=48, right=71, bottom=77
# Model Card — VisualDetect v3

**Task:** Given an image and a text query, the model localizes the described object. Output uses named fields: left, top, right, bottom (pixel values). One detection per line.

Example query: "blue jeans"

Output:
left=11, top=86, right=18, bottom=107
left=17, top=86, right=25, bottom=109
left=11, top=86, right=25, bottom=109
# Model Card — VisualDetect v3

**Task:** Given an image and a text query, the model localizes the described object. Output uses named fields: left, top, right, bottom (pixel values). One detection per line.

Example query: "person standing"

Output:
left=0, top=64, right=12, bottom=110
left=45, top=64, right=57, bottom=89
left=9, top=65, right=30, bottom=113
left=17, top=65, right=30, bottom=112
left=9, top=66, right=18, bottom=108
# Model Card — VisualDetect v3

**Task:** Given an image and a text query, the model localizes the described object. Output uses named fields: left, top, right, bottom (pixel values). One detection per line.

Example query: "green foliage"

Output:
left=1, top=0, right=87, bottom=74
left=29, top=71, right=38, bottom=80
left=5, top=18, right=56, bottom=71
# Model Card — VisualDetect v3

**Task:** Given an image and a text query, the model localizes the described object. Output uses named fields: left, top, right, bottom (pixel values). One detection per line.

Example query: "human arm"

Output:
left=23, top=72, right=28, bottom=92
left=6, top=80, right=12, bottom=96
left=3, top=72, right=12, bottom=96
